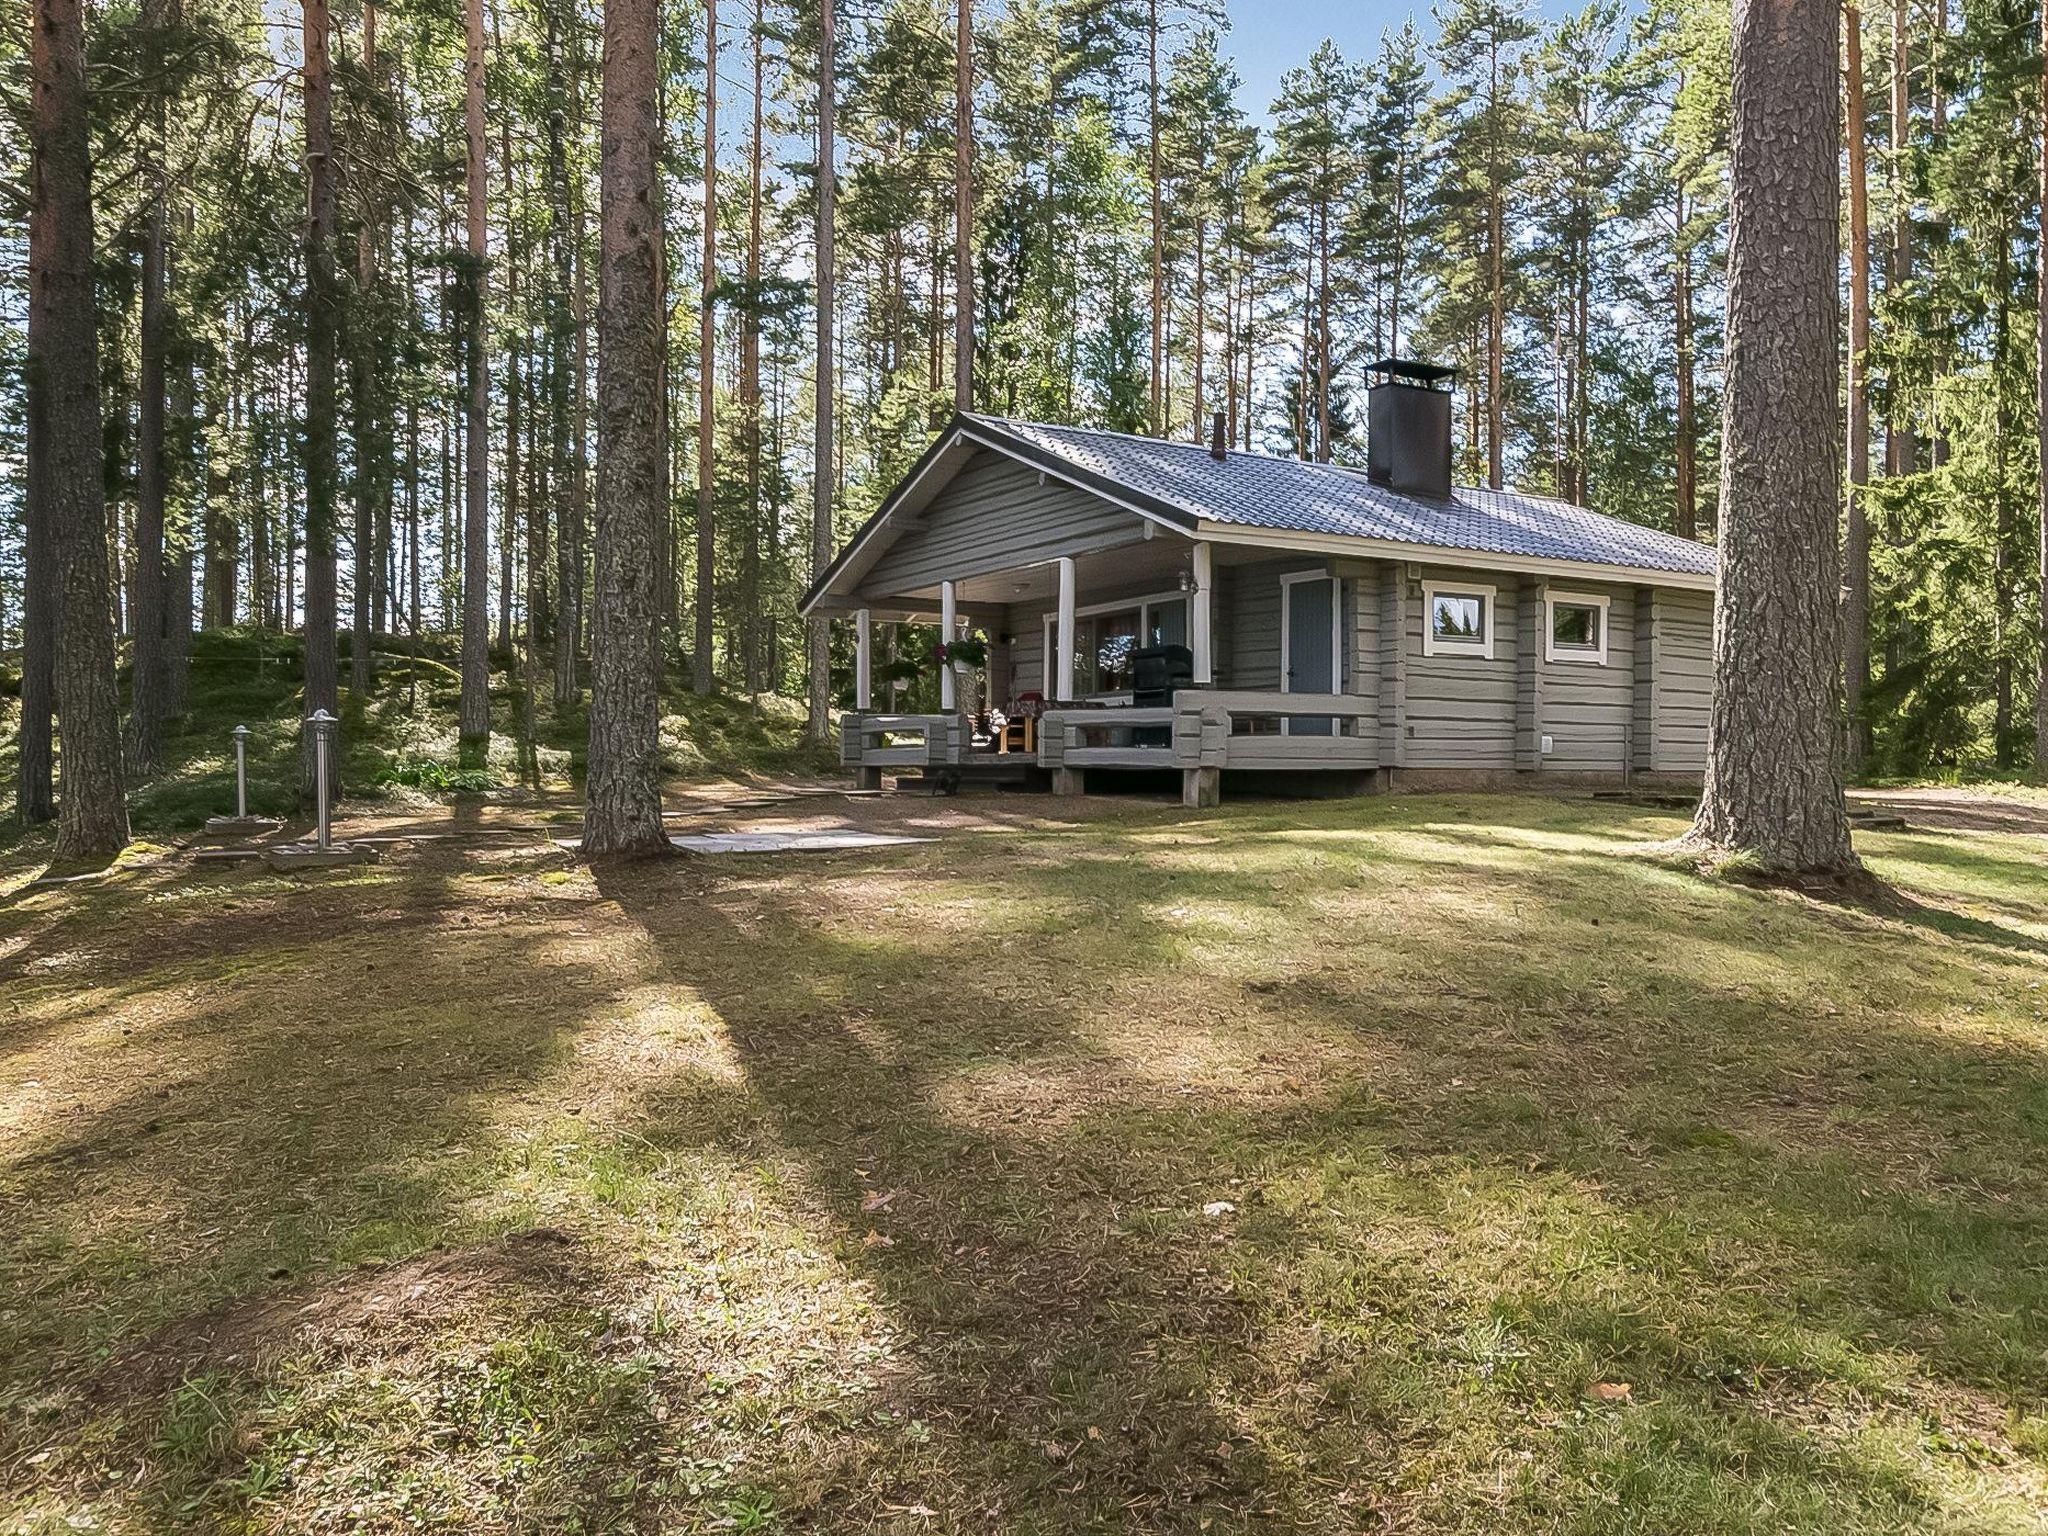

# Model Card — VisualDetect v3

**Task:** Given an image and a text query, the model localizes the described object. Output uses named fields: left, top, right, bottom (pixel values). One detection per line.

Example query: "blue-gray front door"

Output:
left=1285, top=575, right=1335, bottom=735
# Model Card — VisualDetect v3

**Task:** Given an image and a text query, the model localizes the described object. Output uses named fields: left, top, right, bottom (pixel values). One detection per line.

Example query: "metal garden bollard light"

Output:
left=231, top=724, right=251, bottom=820
left=305, top=709, right=339, bottom=852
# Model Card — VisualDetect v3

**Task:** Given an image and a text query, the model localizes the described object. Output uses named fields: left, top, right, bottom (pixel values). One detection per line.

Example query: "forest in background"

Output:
left=0, top=0, right=2041, bottom=785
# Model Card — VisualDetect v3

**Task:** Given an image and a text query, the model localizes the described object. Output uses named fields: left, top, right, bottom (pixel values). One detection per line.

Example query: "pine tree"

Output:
left=1687, top=0, right=1854, bottom=875
left=1432, top=0, right=1538, bottom=489
left=30, top=0, right=128, bottom=857
left=586, top=0, right=671, bottom=856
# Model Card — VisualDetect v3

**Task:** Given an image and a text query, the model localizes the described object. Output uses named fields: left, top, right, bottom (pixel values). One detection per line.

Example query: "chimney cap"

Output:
left=1367, top=357, right=1458, bottom=390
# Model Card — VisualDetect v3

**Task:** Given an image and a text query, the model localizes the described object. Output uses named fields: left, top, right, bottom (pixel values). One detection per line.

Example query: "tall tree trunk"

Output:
left=31, top=0, right=128, bottom=856
left=954, top=0, right=972, bottom=412
left=1992, top=222, right=2015, bottom=765
left=301, top=0, right=342, bottom=803
left=1485, top=39, right=1504, bottom=491
left=128, top=0, right=173, bottom=770
left=2038, top=0, right=2048, bottom=774
left=549, top=0, right=581, bottom=708
left=1315, top=202, right=1331, bottom=462
left=692, top=0, right=717, bottom=694
left=585, top=0, right=669, bottom=856
left=1687, top=0, right=1854, bottom=875
left=806, top=0, right=835, bottom=741
left=1674, top=179, right=1697, bottom=538
left=350, top=0, right=381, bottom=696
left=1842, top=0, right=1872, bottom=773
left=164, top=343, right=194, bottom=719
left=1146, top=0, right=1161, bottom=435
left=501, top=150, right=521, bottom=659
left=458, top=0, right=491, bottom=757
left=741, top=10, right=764, bottom=693
left=1885, top=0, right=1914, bottom=475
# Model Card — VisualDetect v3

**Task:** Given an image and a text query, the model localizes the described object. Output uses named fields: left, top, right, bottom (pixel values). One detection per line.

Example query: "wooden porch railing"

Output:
left=841, top=691, right=1378, bottom=803
left=1038, top=692, right=1377, bottom=773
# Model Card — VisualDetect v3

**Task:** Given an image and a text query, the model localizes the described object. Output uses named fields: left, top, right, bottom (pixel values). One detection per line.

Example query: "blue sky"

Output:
left=1218, top=0, right=1596, bottom=118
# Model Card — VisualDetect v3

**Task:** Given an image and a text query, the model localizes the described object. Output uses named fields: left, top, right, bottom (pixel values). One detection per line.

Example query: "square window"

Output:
left=1552, top=602, right=1600, bottom=650
left=1544, top=591, right=1610, bottom=664
left=1422, top=582, right=1496, bottom=657
left=1432, top=593, right=1485, bottom=642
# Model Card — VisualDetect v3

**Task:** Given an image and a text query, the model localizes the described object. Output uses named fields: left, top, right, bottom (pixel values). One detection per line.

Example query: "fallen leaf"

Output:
left=1203, top=1200, right=1236, bottom=1218
left=1586, top=1381, right=1632, bottom=1402
left=861, top=1189, right=897, bottom=1213
left=862, top=1230, right=894, bottom=1249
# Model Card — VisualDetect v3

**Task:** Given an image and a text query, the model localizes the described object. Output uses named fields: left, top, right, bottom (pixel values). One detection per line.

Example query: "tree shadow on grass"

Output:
left=592, top=854, right=1355, bottom=1532
left=0, top=846, right=655, bottom=1525
left=592, top=813, right=2048, bottom=1528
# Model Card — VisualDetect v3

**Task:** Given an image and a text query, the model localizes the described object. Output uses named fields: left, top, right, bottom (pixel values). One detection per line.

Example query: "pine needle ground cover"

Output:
left=4, top=793, right=2048, bottom=1533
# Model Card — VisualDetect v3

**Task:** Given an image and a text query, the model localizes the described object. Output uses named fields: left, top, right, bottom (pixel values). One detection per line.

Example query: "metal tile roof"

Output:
left=970, top=416, right=1717, bottom=580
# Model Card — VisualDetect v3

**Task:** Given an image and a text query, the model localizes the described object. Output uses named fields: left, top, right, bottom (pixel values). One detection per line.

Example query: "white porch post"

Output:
left=1191, top=541, right=1214, bottom=684
left=939, top=580, right=957, bottom=710
left=1055, top=557, right=1077, bottom=702
left=854, top=608, right=872, bottom=710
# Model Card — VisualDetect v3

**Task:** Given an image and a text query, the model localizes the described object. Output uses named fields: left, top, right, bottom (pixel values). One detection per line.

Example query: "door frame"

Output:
left=1278, top=569, right=1343, bottom=735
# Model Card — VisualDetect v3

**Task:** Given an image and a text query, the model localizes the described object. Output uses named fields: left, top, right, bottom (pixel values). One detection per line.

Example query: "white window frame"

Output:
left=1041, top=588, right=1187, bottom=698
left=1544, top=588, right=1610, bottom=665
left=1421, top=580, right=1496, bottom=659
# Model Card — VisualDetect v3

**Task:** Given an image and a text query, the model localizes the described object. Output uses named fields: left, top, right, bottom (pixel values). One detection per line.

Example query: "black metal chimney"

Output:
left=1366, top=358, right=1457, bottom=500
left=1209, top=410, right=1227, bottom=461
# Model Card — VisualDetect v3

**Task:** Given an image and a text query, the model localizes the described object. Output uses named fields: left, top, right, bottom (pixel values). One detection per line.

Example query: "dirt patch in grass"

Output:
left=90, top=1227, right=591, bottom=1411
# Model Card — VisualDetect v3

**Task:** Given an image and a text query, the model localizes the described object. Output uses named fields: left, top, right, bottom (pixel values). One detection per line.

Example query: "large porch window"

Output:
left=1042, top=591, right=1190, bottom=698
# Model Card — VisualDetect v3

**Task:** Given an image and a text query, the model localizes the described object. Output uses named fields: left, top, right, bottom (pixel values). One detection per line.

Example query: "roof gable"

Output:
left=980, top=418, right=1718, bottom=581
left=801, top=414, right=1716, bottom=614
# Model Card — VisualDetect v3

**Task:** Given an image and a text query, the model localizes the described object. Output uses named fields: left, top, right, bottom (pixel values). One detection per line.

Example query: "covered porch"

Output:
left=828, top=537, right=1377, bottom=807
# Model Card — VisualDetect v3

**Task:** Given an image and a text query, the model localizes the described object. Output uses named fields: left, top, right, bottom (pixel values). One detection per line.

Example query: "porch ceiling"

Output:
left=894, top=535, right=1196, bottom=614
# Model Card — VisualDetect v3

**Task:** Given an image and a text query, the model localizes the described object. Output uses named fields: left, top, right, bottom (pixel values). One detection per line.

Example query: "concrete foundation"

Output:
left=204, top=815, right=283, bottom=835
left=1181, top=766, right=1220, bottom=808
left=1051, top=767, right=1086, bottom=797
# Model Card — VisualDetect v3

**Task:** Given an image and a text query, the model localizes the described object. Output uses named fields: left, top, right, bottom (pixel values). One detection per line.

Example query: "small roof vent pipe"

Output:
left=1209, top=410, right=1227, bottom=461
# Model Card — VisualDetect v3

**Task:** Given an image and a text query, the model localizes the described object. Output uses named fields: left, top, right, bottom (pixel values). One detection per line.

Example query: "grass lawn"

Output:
left=4, top=788, right=2048, bottom=1532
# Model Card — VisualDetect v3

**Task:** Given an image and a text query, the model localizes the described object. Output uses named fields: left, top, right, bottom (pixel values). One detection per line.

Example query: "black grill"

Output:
left=1130, top=645, right=1194, bottom=708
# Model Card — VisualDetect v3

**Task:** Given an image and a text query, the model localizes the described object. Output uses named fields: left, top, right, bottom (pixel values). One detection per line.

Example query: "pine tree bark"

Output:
left=30, top=0, right=129, bottom=857
left=549, top=0, right=581, bottom=708
left=692, top=0, right=717, bottom=695
left=741, top=11, right=764, bottom=693
left=584, top=0, right=669, bottom=856
left=1674, top=179, right=1696, bottom=538
left=128, top=0, right=172, bottom=771
left=18, top=362, right=55, bottom=823
left=458, top=0, right=492, bottom=758
left=350, top=0, right=380, bottom=696
left=1842, top=0, right=1872, bottom=773
left=1147, top=0, right=1161, bottom=435
left=1686, top=0, right=1855, bottom=876
left=2038, top=0, right=2048, bottom=774
left=806, top=0, right=835, bottom=742
left=301, top=0, right=342, bottom=803
left=954, top=0, right=972, bottom=412
left=1884, top=0, right=1914, bottom=475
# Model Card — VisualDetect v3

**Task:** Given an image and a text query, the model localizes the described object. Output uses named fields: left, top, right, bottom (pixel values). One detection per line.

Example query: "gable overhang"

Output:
left=797, top=415, right=1197, bottom=618
left=800, top=416, right=1718, bottom=619
left=1189, top=520, right=1719, bottom=593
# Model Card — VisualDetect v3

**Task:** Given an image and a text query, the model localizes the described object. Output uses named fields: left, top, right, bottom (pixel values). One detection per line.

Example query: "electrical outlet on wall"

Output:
left=1541, top=734, right=1554, bottom=755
